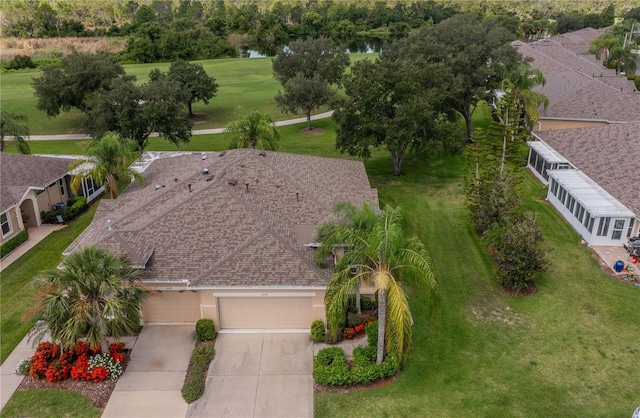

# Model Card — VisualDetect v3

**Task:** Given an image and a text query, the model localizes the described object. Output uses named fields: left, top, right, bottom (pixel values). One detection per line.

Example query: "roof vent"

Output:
left=258, top=151, right=267, bottom=157
left=206, top=174, right=214, bottom=182
left=107, top=220, right=112, bottom=231
left=174, top=178, right=178, bottom=182
left=202, top=168, right=209, bottom=175
left=228, top=178, right=238, bottom=186
left=244, top=182, right=250, bottom=192
left=219, top=152, right=226, bottom=157
left=154, top=185, right=162, bottom=191
left=202, top=154, right=207, bottom=160
left=187, top=183, right=192, bottom=192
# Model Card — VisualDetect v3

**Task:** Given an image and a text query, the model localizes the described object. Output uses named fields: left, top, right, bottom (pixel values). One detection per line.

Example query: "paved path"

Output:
left=102, top=325, right=194, bottom=418
left=187, top=333, right=313, bottom=418
left=0, top=224, right=65, bottom=272
left=21, top=112, right=334, bottom=141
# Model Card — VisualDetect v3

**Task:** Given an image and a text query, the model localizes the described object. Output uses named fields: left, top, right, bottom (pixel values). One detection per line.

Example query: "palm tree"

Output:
left=323, top=205, right=438, bottom=365
left=0, top=111, right=31, bottom=154
left=69, top=132, right=145, bottom=199
left=315, top=201, right=379, bottom=315
left=506, top=65, right=549, bottom=132
left=28, top=246, right=148, bottom=352
left=226, top=108, right=280, bottom=150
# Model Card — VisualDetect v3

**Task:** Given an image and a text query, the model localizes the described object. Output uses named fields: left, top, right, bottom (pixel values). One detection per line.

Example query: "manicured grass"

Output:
left=315, top=155, right=640, bottom=417
left=1, top=389, right=100, bottom=418
left=0, top=54, right=374, bottom=135
left=0, top=204, right=98, bottom=363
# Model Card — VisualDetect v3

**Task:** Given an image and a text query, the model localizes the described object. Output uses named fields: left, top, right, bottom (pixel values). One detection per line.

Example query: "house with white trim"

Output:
left=0, top=153, right=103, bottom=244
left=63, top=149, right=379, bottom=330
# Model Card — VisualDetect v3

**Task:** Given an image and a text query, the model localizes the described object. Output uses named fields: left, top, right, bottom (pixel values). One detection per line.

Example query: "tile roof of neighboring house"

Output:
left=535, top=122, right=640, bottom=216
left=513, top=28, right=640, bottom=123
left=0, top=153, right=74, bottom=213
left=65, top=149, right=380, bottom=288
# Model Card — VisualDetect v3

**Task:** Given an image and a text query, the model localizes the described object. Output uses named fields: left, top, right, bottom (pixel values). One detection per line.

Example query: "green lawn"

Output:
left=1, top=389, right=100, bottom=418
left=315, top=154, right=640, bottom=417
left=0, top=53, right=375, bottom=135
left=0, top=204, right=98, bottom=363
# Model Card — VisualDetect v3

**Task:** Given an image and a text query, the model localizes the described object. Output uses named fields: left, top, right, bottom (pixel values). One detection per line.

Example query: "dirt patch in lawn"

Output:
left=301, top=127, right=324, bottom=135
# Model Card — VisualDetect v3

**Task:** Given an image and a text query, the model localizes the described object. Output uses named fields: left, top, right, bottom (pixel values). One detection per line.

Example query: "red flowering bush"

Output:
left=341, top=321, right=371, bottom=340
left=28, top=340, right=127, bottom=383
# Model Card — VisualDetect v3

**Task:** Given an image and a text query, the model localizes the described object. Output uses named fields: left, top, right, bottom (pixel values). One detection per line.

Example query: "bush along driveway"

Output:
left=187, top=333, right=313, bottom=418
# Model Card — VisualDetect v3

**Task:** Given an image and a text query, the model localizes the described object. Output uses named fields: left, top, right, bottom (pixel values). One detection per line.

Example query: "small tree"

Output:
left=275, top=72, right=332, bottom=130
left=28, top=246, right=148, bottom=352
left=0, top=111, right=30, bottom=154
left=226, top=109, right=279, bottom=150
left=69, top=132, right=146, bottom=199
left=162, top=60, right=218, bottom=117
left=491, top=212, right=551, bottom=292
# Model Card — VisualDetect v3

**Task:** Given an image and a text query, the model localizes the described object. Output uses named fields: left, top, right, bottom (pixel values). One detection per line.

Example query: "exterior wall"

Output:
left=36, top=178, right=68, bottom=213
left=535, top=119, right=608, bottom=132
left=0, top=207, right=22, bottom=244
left=547, top=187, right=634, bottom=246
left=19, top=198, right=38, bottom=228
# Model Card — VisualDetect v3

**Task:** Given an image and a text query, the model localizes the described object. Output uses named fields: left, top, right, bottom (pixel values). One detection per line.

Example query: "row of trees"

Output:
left=589, top=20, right=639, bottom=76
left=31, top=53, right=220, bottom=152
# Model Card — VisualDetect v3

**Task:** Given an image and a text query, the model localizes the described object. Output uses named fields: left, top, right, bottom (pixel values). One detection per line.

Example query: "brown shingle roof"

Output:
left=513, top=29, right=640, bottom=123
left=65, top=149, right=379, bottom=288
left=0, top=153, right=73, bottom=212
left=536, top=123, right=640, bottom=216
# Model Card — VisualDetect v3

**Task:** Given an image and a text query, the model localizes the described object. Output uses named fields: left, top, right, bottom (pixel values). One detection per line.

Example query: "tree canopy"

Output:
left=84, top=73, right=192, bottom=152
left=32, top=53, right=125, bottom=117
left=226, top=108, right=279, bottom=150
left=29, top=245, right=148, bottom=352
left=0, top=111, right=30, bottom=154
left=158, top=59, right=219, bottom=117
left=275, top=72, right=332, bottom=130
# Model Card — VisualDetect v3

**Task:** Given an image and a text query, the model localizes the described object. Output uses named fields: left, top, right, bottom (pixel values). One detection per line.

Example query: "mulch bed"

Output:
left=17, top=350, right=131, bottom=411
left=301, top=127, right=324, bottom=135
left=314, top=373, right=399, bottom=393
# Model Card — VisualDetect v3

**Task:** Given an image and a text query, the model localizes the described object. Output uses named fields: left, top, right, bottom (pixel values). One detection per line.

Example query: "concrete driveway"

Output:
left=102, top=325, right=195, bottom=418
left=187, top=333, right=313, bottom=418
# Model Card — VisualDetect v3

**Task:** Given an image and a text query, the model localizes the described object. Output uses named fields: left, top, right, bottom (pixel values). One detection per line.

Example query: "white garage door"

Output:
left=142, top=291, right=201, bottom=323
left=218, top=297, right=311, bottom=329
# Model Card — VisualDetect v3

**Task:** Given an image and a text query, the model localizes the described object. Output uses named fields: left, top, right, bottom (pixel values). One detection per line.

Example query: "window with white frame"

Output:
left=596, top=217, right=611, bottom=237
left=628, top=219, right=636, bottom=238
left=584, top=212, right=595, bottom=233
left=1, top=212, right=11, bottom=236
left=575, top=204, right=585, bottom=223
left=611, top=219, right=625, bottom=240
left=59, top=179, right=65, bottom=196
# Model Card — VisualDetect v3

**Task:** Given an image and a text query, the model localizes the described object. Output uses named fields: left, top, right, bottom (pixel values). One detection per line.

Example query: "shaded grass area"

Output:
left=1, top=389, right=100, bottom=418
left=0, top=204, right=98, bottom=364
left=315, top=155, right=640, bottom=417
left=0, top=54, right=374, bottom=135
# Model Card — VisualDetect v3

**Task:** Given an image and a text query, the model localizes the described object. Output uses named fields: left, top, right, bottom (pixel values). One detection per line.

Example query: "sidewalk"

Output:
left=0, top=332, right=39, bottom=410
left=0, top=224, right=65, bottom=272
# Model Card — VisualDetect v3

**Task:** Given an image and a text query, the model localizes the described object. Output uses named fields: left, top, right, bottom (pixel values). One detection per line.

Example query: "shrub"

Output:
left=195, top=319, right=216, bottom=341
left=15, top=358, right=31, bottom=375
left=89, top=352, right=123, bottom=381
left=6, top=54, right=36, bottom=70
left=365, top=321, right=378, bottom=348
left=312, top=346, right=399, bottom=387
left=314, top=347, right=344, bottom=368
left=1, top=230, right=29, bottom=258
left=360, top=296, right=375, bottom=311
left=312, top=347, right=351, bottom=386
left=182, top=343, right=215, bottom=403
left=41, top=196, right=88, bottom=224
left=346, top=312, right=361, bottom=328
left=310, top=320, right=325, bottom=342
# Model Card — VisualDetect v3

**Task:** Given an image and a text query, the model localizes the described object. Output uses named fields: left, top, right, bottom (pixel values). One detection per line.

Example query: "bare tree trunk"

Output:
left=355, top=282, right=361, bottom=315
left=306, top=112, right=312, bottom=130
left=376, top=288, right=386, bottom=364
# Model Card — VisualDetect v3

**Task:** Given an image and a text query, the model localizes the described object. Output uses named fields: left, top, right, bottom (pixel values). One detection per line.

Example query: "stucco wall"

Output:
left=36, top=179, right=67, bottom=213
left=0, top=207, right=22, bottom=244
left=536, top=119, right=608, bottom=132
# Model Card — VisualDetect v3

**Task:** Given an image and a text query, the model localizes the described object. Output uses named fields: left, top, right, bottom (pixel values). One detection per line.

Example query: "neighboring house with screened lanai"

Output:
left=517, top=28, right=640, bottom=247
left=63, top=149, right=379, bottom=330
left=0, top=153, right=103, bottom=244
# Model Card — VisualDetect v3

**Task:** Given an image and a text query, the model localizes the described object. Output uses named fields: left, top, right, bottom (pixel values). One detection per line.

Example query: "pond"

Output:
left=239, top=35, right=387, bottom=58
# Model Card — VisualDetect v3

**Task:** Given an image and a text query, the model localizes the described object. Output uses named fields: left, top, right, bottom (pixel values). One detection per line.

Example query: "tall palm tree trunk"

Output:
left=377, top=288, right=387, bottom=364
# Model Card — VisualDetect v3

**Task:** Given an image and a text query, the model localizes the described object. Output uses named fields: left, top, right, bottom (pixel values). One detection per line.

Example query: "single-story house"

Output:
left=0, top=153, right=103, bottom=244
left=513, top=28, right=640, bottom=132
left=526, top=123, right=639, bottom=246
left=63, top=149, right=380, bottom=330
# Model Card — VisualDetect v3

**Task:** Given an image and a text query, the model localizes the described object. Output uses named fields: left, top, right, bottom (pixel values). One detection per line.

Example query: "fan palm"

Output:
left=226, top=108, right=280, bottom=150
left=69, top=132, right=145, bottom=199
left=324, top=205, right=438, bottom=365
left=28, top=246, right=148, bottom=352
left=0, top=111, right=30, bottom=154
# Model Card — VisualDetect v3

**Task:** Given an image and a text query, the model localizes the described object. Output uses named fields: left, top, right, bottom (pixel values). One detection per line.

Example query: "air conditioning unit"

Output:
left=52, top=201, right=67, bottom=211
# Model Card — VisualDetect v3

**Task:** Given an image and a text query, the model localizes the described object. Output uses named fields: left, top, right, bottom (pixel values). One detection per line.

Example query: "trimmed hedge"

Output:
left=181, top=343, right=215, bottom=403
left=310, top=320, right=325, bottom=342
left=195, top=319, right=216, bottom=342
left=312, top=346, right=398, bottom=387
left=365, top=320, right=378, bottom=348
left=1, top=230, right=29, bottom=258
left=41, top=196, right=87, bottom=224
